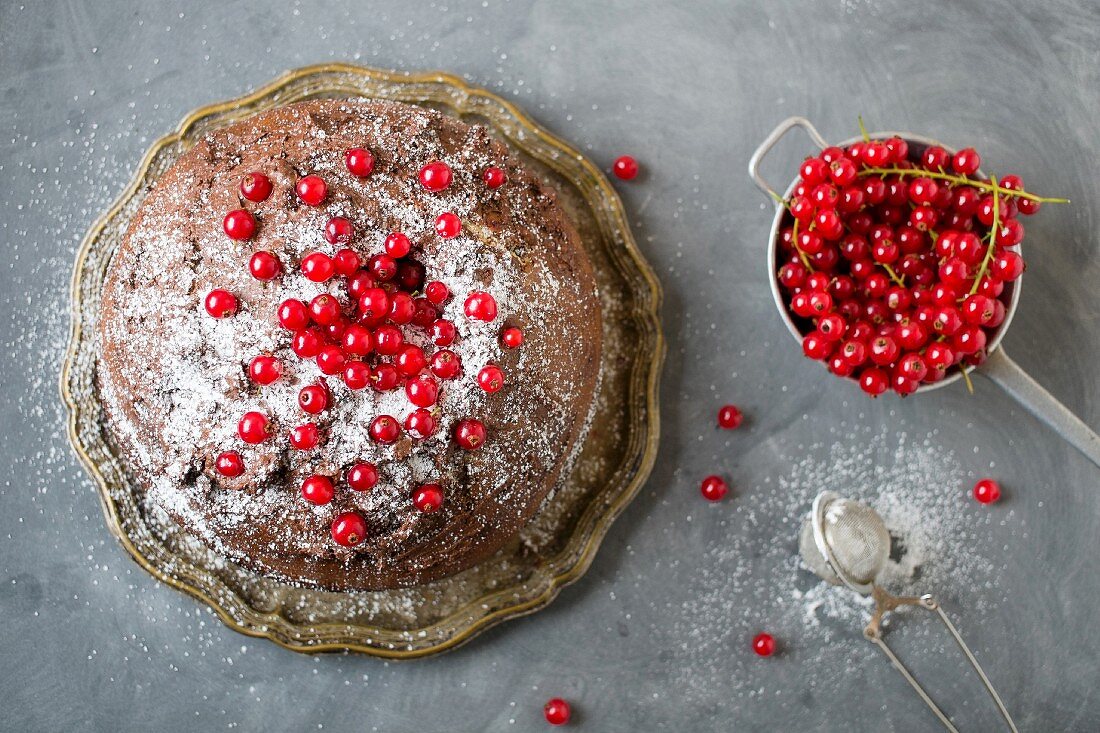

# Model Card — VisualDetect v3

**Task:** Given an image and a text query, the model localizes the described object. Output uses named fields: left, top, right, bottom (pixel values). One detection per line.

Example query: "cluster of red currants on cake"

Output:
left=775, top=132, right=1065, bottom=396
left=202, top=150, right=523, bottom=547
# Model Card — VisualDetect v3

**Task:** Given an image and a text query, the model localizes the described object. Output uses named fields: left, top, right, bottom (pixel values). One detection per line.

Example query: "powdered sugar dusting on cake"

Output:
left=96, top=99, right=603, bottom=589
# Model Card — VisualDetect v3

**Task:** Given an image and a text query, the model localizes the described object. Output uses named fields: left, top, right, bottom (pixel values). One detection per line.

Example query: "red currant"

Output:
left=424, top=280, right=449, bottom=305
left=324, top=216, right=354, bottom=244
left=301, top=475, right=335, bottom=505
left=344, top=147, right=375, bottom=177
left=290, top=423, right=320, bottom=450
left=454, top=418, right=486, bottom=450
left=278, top=298, right=309, bottom=330
left=752, top=632, right=776, bottom=657
left=404, top=409, right=436, bottom=439
left=331, top=511, right=367, bottom=547
left=215, top=450, right=244, bottom=477
left=309, top=294, right=341, bottom=326
left=295, top=175, right=326, bottom=206
left=700, top=475, right=729, bottom=502
left=502, top=326, right=523, bottom=348
left=316, top=345, right=347, bottom=376
left=369, top=415, right=400, bottom=444
left=222, top=209, right=256, bottom=240
left=973, top=478, right=1002, bottom=504
left=477, top=365, right=505, bottom=393
left=371, top=364, right=400, bottom=391
left=429, top=349, right=462, bottom=379
left=859, top=367, right=889, bottom=396
left=464, top=292, right=498, bottom=322
left=374, top=324, right=404, bottom=356
left=291, top=328, right=325, bottom=358
left=952, top=148, right=981, bottom=176
left=612, top=155, right=639, bottom=180
left=348, top=462, right=379, bottom=492
left=384, top=232, right=412, bottom=259
left=717, top=404, right=743, bottom=429
left=543, top=698, right=571, bottom=727
left=301, top=252, right=335, bottom=283
left=395, top=345, right=427, bottom=377
left=249, top=250, right=282, bottom=281
left=248, top=355, right=281, bottom=385
left=389, top=291, right=415, bottom=325
left=435, top=212, right=461, bottom=238
left=240, top=172, right=272, bottom=202
left=369, top=253, right=397, bottom=282
left=204, top=289, right=238, bottom=318
left=238, top=411, right=271, bottom=444
left=343, top=360, right=371, bottom=390
left=359, top=288, right=391, bottom=323
left=405, top=374, right=439, bottom=408
left=483, top=166, right=507, bottom=188
left=412, top=483, right=444, bottom=512
left=432, top=319, right=457, bottom=346
left=342, top=323, right=374, bottom=356
left=419, top=161, right=452, bottom=191
left=298, top=383, right=328, bottom=414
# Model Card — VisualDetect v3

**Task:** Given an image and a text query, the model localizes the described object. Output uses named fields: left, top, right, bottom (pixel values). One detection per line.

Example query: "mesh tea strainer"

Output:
left=798, top=492, right=1018, bottom=732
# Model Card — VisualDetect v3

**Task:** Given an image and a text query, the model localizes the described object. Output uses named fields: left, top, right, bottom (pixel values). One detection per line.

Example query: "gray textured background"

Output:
left=2, top=1, right=1099, bottom=731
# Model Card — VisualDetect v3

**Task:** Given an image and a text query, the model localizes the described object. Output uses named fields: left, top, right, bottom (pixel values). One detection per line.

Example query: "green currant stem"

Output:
left=789, top=215, right=813, bottom=271
left=857, top=115, right=870, bottom=143
left=857, top=166, right=1069, bottom=204
left=969, top=175, right=1000, bottom=295
left=960, top=365, right=975, bottom=394
left=882, top=263, right=905, bottom=288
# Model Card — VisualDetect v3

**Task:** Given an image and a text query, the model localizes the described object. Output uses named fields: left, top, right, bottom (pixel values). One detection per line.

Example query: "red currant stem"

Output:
left=882, top=263, right=906, bottom=287
left=960, top=365, right=975, bottom=394
left=787, top=210, right=814, bottom=271
left=857, top=115, right=870, bottom=143
left=769, top=190, right=785, bottom=205
left=857, top=166, right=1069, bottom=204
left=969, top=175, right=1000, bottom=295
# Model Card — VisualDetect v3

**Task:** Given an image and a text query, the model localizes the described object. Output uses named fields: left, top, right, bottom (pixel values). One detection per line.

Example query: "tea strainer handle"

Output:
left=865, top=590, right=1019, bottom=733
left=748, top=116, right=829, bottom=204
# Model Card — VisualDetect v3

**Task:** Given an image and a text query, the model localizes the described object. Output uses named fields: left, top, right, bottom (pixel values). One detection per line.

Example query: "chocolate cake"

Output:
left=96, top=99, right=602, bottom=591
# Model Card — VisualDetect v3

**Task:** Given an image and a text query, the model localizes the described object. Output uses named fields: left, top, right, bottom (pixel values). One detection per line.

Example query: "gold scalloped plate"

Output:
left=61, top=64, right=664, bottom=658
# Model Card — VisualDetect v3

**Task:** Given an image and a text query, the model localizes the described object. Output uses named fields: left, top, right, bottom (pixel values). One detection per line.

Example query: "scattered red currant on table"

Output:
left=973, top=478, right=1002, bottom=504
left=612, top=155, right=639, bottom=181
left=717, top=404, right=743, bottom=430
left=700, top=475, right=729, bottom=502
left=543, top=698, right=571, bottom=726
left=752, top=632, right=776, bottom=657
left=774, top=125, right=1067, bottom=397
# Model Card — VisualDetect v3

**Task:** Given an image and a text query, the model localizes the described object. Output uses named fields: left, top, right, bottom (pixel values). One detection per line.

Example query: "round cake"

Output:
left=96, top=99, right=602, bottom=591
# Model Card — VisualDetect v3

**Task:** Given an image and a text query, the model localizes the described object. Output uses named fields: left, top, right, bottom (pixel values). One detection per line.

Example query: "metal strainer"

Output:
left=799, top=492, right=1018, bottom=732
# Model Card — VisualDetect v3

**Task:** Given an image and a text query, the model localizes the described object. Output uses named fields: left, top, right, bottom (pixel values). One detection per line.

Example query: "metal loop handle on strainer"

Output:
left=801, top=492, right=1018, bottom=733
left=750, top=116, right=1100, bottom=470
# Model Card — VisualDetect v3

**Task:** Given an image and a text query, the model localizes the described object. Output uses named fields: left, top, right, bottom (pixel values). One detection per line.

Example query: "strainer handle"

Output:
left=748, top=117, right=829, bottom=204
left=866, top=591, right=1018, bottom=732
left=980, top=346, right=1100, bottom=470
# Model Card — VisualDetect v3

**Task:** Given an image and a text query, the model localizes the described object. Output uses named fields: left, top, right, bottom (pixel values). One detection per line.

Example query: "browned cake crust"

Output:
left=96, top=99, right=601, bottom=591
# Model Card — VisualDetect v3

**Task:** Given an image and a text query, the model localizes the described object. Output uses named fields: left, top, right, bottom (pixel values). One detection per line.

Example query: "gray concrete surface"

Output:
left=2, top=1, right=1099, bottom=730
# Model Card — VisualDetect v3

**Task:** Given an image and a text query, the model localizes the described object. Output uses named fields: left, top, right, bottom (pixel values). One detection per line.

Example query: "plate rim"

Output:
left=60, top=62, right=665, bottom=659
